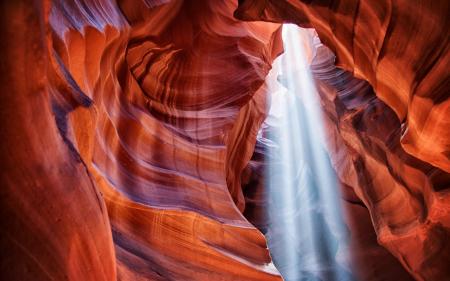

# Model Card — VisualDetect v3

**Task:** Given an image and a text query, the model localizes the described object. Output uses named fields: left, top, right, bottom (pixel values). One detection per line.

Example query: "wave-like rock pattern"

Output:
left=242, top=30, right=444, bottom=281
left=235, top=2, right=450, bottom=279
left=235, top=0, right=450, bottom=173
left=311, top=39, right=450, bottom=281
left=1, top=0, right=283, bottom=280
left=2, top=1, right=449, bottom=280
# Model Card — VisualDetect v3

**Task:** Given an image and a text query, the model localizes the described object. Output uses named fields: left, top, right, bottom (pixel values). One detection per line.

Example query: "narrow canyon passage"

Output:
left=1, top=1, right=449, bottom=281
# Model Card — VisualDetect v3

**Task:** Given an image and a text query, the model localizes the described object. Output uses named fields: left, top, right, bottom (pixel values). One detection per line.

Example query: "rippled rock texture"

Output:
left=235, top=0, right=450, bottom=173
left=1, top=1, right=282, bottom=280
left=311, top=37, right=450, bottom=281
left=235, top=2, right=450, bottom=280
left=1, top=1, right=449, bottom=281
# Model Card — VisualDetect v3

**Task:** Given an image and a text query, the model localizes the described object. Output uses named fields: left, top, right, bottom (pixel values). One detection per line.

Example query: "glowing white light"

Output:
left=265, top=24, right=352, bottom=281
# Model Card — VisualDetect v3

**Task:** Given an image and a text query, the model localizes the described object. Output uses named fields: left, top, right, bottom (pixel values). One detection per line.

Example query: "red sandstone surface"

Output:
left=235, top=0, right=450, bottom=173
left=0, top=1, right=449, bottom=281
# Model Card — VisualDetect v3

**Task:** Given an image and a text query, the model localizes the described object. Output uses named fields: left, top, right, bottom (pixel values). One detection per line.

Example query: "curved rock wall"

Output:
left=235, top=2, right=450, bottom=279
left=242, top=31, right=448, bottom=281
left=235, top=0, right=450, bottom=173
left=1, top=0, right=283, bottom=280
left=311, top=39, right=450, bottom=281
left=1, top=1, right=449, bottom=280
left=0, top=2, right=116, bottom=280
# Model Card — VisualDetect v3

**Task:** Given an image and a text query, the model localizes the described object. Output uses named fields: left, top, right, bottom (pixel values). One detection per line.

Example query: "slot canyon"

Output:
left=0, top=0, right=449, bottom=280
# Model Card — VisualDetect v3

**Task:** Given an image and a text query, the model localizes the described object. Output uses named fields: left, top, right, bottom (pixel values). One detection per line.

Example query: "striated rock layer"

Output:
left=1, top=0, right=283, bottom=280
left=238, top=12, right=450, bottom=281
left=235, top=0, right=450, bottom=173
left=311, top=37, right=450, bottom=281
left=1, top=0, right=449, bottom=281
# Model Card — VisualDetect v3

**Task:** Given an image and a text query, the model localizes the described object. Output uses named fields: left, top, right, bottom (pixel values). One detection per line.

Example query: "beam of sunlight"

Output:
left=264, top=24, right=353, bottom=281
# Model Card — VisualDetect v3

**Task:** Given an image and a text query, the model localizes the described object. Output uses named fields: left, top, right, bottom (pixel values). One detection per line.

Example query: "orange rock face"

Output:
left=1, top=0, right=449, bottom=281
left=311, top=40, right=450, bottom=281
left=235, top=2, right=450, bottom=280
left=242, top=30, right=449, bottom=280
left=235, top=0, right=450, bottom=173
left=1, top=0, right=282, bottom=280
